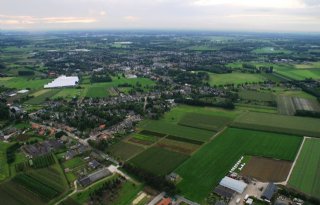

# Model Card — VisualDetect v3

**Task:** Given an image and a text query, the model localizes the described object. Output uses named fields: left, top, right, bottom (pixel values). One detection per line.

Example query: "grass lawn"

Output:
left=208, top=72, right=267, bottom=86
left=175, top=128, right=302, bottom=203
left=0, top=77, right=51, bottom=90
left=232, top=112, right=320, bottom=137
left=62, top=157, right=86, bottom=169
left=288, top=138, right=320, bottom=199
left=108, top=141, right=145, bottom=161
left=129, top=147, right=189, bottom=176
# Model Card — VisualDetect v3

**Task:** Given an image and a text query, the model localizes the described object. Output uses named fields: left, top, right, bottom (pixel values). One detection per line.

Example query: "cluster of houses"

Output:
left=21, top=139, right=64, bottom=158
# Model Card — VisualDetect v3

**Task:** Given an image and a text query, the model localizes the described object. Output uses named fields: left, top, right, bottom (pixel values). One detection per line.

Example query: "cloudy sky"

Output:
left=0, top=0, right=320, bottom=32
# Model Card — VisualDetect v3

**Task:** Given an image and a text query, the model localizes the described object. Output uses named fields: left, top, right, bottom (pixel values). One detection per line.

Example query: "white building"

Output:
left=219, top=176, right=248, bottom=194
left=44, top=75, right=79, bottom=88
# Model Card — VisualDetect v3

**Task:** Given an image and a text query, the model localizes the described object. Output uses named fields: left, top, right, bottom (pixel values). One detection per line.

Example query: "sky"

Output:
left=0, top=0, right=320, bottom=32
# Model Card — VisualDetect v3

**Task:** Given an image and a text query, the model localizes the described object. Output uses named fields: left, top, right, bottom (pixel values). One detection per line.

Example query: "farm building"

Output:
left=44, top=75, right=79, bottom=88
left=78, top=168, right=111, bottom=187
left=219, top=176, right=248, bottom=194
left=214, top=185, right=236, bottom=198
left=261, top=183, right=277, bottom=201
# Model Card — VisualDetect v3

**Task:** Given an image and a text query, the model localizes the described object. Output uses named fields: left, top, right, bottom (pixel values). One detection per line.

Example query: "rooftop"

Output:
left=219, top=176, right=247, bottom=194
left=44, top=75, right=79, bottom=88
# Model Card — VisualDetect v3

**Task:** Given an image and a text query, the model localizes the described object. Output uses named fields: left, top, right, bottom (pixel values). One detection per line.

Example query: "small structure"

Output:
left=219, top=176, right=248, bottom=194
left=246, top=198, right=253, bottom=205
left=156, top=197, right=172, bottom=205
left=17, top=90, right=29, bottom=94
left=88, top=160, right=100, bottom=169
left=261, top=183, right=277, bottom=201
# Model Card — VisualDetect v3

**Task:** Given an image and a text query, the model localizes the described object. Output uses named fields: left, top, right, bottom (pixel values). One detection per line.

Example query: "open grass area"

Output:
left=52, top=88, right=86, bottom=99
left=288, top=138, right=320, bottom=199
left=208, top=72, right=267, bottom=86
left=178, top=113, right=231, bottom=131
left=294, top=62, right=320, bottom=69
left=129, top=147, right=189, bottom=176
left=239, top=90, right=275, bottom=102
left=276, top=67, right=320, bottom=80
left=0, top=77, right=51, bottom=90
left=108, top=141, right=145, bottom=161
left=232, top=112, right=320, bottom=137
left=175, top=128, right=302, bottom=203
left=62, top=157, right=86, bottom=169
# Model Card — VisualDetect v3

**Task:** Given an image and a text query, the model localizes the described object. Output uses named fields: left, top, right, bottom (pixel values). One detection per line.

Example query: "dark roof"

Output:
left=262, top=183, right=277, bottom=200
left=214, top=185, right=236, bottom=198
left=215, top=201, right=226, bottom=205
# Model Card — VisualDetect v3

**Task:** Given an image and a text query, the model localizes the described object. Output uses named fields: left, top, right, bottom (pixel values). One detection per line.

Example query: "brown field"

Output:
left=240, top=156, right=292, bottom=182
left=156, top=138, right=200, bottom=155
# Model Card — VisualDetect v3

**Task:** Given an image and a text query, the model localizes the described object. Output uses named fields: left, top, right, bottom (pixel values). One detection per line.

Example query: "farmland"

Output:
left=240, top=156, right=292, bottom=182
left=288, top=138, right=320, bottom=199
left=129, top=146, right=189, bottom=176
left=239, top=90, right=275, bottom=102
left=0, top=142, right=10, bottom=181
left=232, top=112, right=320, bottom=137
left=178, top=113, right=232, bottom=131
left=277, top=95, right=320, bottom=115
left=175, top=128, right=302, bottom=202
left=25, top=89, right=61, bottom=105
left=0, top=77, right=51, bottom=90
left=108, top=141, right=145, bottom=161
left=208, top=72, right=267, bottom=86
left=156, top=138, right=201, bottom=155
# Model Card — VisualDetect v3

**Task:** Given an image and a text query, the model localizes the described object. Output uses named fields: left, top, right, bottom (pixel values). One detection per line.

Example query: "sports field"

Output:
left=175, top=128, right=302, bottom=202
left=232, top=112, right=320, bottom=137
left=129, top=147, right=189, bottom=176
left=288, top=138, right=320, bottom=199
left=208, top=72, right=267, bottom=86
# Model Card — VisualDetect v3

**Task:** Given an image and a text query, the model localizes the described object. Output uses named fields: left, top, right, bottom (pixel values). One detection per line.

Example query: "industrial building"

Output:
left=44, top=75, right=79, bottom=88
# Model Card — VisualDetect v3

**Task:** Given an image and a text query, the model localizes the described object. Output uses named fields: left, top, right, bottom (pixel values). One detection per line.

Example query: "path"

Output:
left=282, top=136, right=309, bottom=185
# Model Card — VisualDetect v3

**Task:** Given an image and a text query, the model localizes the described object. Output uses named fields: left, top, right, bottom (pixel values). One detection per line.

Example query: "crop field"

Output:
left=129, top=146, right=189, bottom=176
left=277, top=96, right=320, bottom=115
left=178, top=113, right=231, bottom=131
left=239, top=90, right=275, bottom=102
left=52, top=88, right=86, bottom=99
left=109, top=141, right=145, bottom=161
left=240, top=156, right=292, bottom=182
left=232, top=112, right=320, bottom=137
left=128, top=133, right=160, bottom=145
left=25, top=89, right=61, bottom=105
left=0, top=77, right=51, bottom=90
left=294, top=61, right=320, bottom=69
left=288, top=138, right=320, bottom=199
left=156, top=138, right=201, bottom=155
left=175, top=128, right=302, bottom=202
left=0, top=142, right=10, bottom=181
left=276, top=67, right=320, bottom=80
left=208, top=72, right=267, bottom=86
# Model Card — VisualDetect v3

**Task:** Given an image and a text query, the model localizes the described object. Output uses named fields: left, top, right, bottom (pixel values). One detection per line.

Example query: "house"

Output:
left=156, top=197, right=172, bottom=205
left=88, top=160, right=100, bottom=169
left=261, top=183, right=277, bottom=201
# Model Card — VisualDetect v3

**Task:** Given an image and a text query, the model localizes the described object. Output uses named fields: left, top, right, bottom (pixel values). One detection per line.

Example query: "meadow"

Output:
left=25, top=89, right=61, bottom=105
left=175, top=128, right=302, bottom=203
left=232, top=112, right=320, bottom=137
left=239, top=90, right=275, bottom=102
left=208, top=72, right=267, bottom=86
left=0, top=142, right=11, bottom=181
left=129, top=146, right=189, bottom=176
left=288, top=138, right=320, bottom=199
left=0, top=77, right=51, bottom=90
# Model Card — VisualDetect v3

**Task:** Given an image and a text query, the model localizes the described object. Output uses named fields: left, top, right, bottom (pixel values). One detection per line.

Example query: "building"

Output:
left=44, top=75, right=79, bottom=88
left=78, top=168, right=111, bottom=187
left=219, top=176, right=248, bottom=194
left=214, top=185, right=236, bottom=198
left=261, top=183, right=277, bottom=201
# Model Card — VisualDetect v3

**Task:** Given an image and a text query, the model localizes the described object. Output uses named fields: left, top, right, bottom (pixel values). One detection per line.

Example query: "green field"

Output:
left=84, top=77, right=155, bottom=98
left=175, top=128, right=302, bottom=202
left=25, top=89, right=61, bottom=105
left=0, top=77, right=51, bottom=90
left=109, top=141, right=145, bottom=161
left=252, top=47, right=291, bottom=54
left=288, top=138, right=320, bottom=199
left=52, top=88, right=86, bottom=99
left=239, top=90, right=275, bottom=102
left=131, top=133, right=159, bottom=142
left=0, top=142, right=11, bottom=181
left=276, top=67, right=320, bottom=80
left=208, top=72, right=267, bottom=86
left=178, top=113, right=231, bottom=131
left=62, top=157, right=86, bottom=169
left=232, top=112, right=320, bottom=137
left=129, top=147, right=189, bottom=176
left=294, top=62, right=320, bottom=69
left=138, top=105, right=240, bottom=142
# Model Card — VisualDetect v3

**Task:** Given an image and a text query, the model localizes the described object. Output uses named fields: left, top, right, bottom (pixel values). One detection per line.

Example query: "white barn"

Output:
left=44, top=75, right=79, bottom=88
left=219, top=176, right=247, bottom=194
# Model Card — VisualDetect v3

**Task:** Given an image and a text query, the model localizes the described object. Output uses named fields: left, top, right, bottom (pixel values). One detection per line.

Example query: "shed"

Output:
left=219, top=176, right=247, bottom=194
left=262, top=183, right=277, bottom=201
